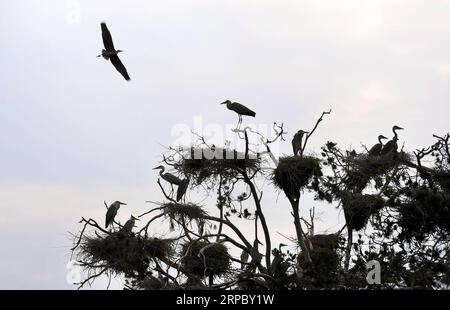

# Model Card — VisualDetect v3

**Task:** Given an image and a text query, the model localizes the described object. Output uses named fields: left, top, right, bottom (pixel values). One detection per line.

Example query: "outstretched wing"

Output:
left=101, top=22, right=115, bottom=51
left=110, top=55, right=130, bottom=81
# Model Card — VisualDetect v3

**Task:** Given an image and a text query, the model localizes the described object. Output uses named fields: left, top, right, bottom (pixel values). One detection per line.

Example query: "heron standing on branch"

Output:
left=221, top=100, right=256, bottom=127
left=380, top=126, right=404, bottom=155
left=292, top=130, right=308, bottom=156
left=176, top=177, right=190, bottom=202
left=153, top=165, right=182, bottom=185
left=240, top=248, right=250, bottom=270
left=97, top=22, right=130, bottom=81
left=271, top=243, right=287, bottom=275
left=368, top=135, right=388, bottom=156
left=105, top=201, right=127, bottom=228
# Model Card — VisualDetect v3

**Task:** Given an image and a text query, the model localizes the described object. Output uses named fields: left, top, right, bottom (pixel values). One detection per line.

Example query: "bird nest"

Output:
left=78, top=232, right=173, bottom=278
left=272, top=156, right=322, bottom=200
left=349, top=152, right=412, bottom=179
left=398, top=186, right=450, bottom=240
left=175, top=147, right=260, bottom=185
left=162, top=203, right=207, bottom=229
left=342, top=193, right=385, bottom=231
left=181, top=241, right=231, bottom=278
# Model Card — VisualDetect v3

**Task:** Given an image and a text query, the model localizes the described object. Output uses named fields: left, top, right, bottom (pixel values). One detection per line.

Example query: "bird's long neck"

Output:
left=393, top=128, right=399, bottom=140
left=378, top=136, right=383, bottom=144
left=159, top=167, right=165, bottom=176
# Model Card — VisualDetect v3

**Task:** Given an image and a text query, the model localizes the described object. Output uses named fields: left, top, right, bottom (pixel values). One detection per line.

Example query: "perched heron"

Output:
left=97, top=22, right=130, bottom=81
left=380, top=126, right=404, bottom=155
left=176, top=177, right=190, bottom=202
left=250, top=239, right=264, bottom=265
left=368, top=135, right=388, bottom=156
left=241, top=239, right=263, bottom=270
left=153, top=165, right=182, bottom=185
left=105, top=201, right=127, bottom=228
left=271, top=243, right=287, bottom=275
left=121, top=215, right=139, bottom=234
left=221, top=100, right=256, bottom=127
left=292, top=130, right=308, bottom=156
left=240, top=249, right=250, bottom=270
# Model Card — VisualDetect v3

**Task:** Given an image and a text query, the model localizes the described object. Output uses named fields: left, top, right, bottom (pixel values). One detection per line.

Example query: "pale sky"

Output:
left=0, top=0, right=449, bottom=289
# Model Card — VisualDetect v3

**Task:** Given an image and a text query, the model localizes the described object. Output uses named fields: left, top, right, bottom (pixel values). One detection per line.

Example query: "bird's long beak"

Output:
left=152, top=166, right=160, bottom=170
left=96, top=55, right=101, bottom=57
left=121, top=202, right=127, bottom=205
left=220, top=101, right=227, bottom=105
left=257, top=240, right=263, bottom=245
left=398, top=127, right=404, bottom=130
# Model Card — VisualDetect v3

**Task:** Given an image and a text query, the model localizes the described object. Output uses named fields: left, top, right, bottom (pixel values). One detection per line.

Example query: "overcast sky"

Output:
left=1, top=0, right=449, bottom=289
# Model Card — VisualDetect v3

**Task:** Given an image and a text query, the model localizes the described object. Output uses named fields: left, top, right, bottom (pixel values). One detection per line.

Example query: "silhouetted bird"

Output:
left=240, top=248, right=249, bottom=270
left=153, top=165, right=182, bottom=185
left=292, top=130, right=308, bottom=156
left=368, top=135, right=388, bottom=156
left=105, top=201, right=127, bottom=228
left=121, top=215, right=139, bottom=234
left=221, top=100, right=256, bottom=127
left=271, top=243, right=287, bottom=275
left=380, top=126, right=404, bottom=155
left=250, top=239, right=264, bottom=265
left=97, top=22, right=130, bottom=81
left=176, top=177, right=190, bottom=202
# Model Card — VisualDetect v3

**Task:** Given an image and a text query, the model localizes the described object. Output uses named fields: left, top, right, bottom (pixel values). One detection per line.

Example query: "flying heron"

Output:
left=97, top=22, right=130, bottom=81
left=121, top=215, right=139, bottom=234
left=292, top=130, right=308, bottom=156
left=380, top=126, right=404, bottom=155
left=368, top=135, right=388, bottom=156
left=105, top=201, right=127, bottom=228
left=176, top=177, right=190, bottom=202
left=153, top=165, right=182, bottom=185
left=221, top=100, right=256, bottom=127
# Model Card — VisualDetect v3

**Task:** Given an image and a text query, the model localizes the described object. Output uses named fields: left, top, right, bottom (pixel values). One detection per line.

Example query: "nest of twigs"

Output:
left=342, top=193, right=385, bottom=231
left=162, top=202, right=207, bottom=230
left=351, top=152, right=412, bottom=178
left=175, top=147, right=260, bottom=185
left=78, top=232, right=173, bottom=278
left=181, top=241, right=231, bottom=278
left=272, top=156, right=322, bottom=200
left=145, top=237, right=174, bottom=260
left=345, top=152, right=413, bottom=192
left=398, top=186, right=450, bottom=240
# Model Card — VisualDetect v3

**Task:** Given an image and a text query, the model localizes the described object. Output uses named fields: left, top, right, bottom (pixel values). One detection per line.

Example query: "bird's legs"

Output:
left=236, top=115, right=243, bottom=130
